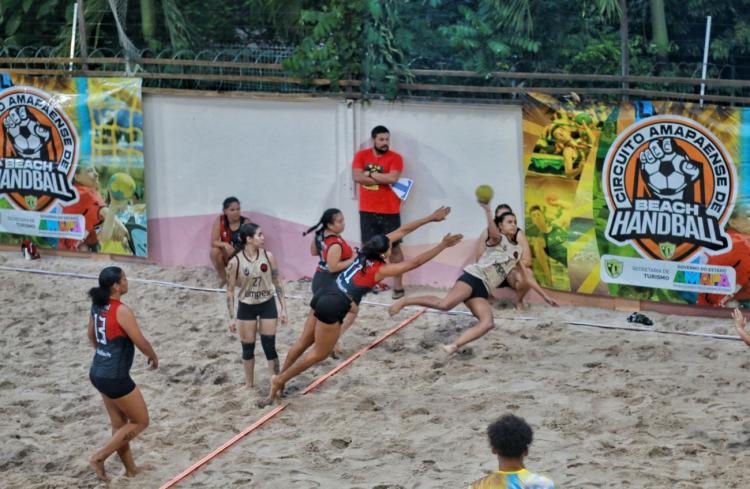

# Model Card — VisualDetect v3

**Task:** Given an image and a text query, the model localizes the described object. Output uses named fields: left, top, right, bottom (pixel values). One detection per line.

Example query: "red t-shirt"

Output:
left=352, top=148, right=403, bottom=214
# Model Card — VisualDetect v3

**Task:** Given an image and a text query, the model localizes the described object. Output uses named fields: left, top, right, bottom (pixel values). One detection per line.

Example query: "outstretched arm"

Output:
left=519, top=265, right=557, bottom=306
left=386, top=206, right=451, bottom=244
left=376, top=233, right=462, bottom=281
left=517, top=230, right=533, bottom=268
left=482, top=203, right=502, bottom=246
left=733, top=308, right=750, bottom=347
left=226, top=257, right=238, bottom=331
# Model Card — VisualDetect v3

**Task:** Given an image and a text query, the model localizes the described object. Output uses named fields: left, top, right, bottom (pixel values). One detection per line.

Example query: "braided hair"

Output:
left=303, top=208, right=342, bottom=254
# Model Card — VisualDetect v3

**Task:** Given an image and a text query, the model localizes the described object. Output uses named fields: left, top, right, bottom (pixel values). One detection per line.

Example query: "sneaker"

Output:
left=627, top=312, right=653, bottom=326
left=392, top=288, right=405, bottom=300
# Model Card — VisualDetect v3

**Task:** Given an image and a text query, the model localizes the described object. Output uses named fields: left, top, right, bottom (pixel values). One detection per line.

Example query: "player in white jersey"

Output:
left=226, top=223, right=288, bottom=388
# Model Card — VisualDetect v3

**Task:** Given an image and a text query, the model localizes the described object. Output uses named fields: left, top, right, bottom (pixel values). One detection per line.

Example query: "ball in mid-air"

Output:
left=108, top=172, right=136, bottom=201
left=475, top=184, right=494, bottom=204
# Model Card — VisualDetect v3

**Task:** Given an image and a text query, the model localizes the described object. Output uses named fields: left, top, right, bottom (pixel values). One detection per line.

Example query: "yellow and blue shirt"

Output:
left=470, top=468, right=554, bottom=489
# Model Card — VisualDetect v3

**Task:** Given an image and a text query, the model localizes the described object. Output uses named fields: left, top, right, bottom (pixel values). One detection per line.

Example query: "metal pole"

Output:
left=68, top=2, right=78, bottom=71
left=699, top=15, right=712, bottom=107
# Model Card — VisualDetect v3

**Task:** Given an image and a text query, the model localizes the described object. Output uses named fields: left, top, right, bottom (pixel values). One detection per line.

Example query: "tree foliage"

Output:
left=3, top=0, right=750, bottom=97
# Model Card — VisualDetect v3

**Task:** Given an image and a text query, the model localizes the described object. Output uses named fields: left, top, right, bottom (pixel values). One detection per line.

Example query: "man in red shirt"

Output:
left=352, top=125, right=406, bottom=298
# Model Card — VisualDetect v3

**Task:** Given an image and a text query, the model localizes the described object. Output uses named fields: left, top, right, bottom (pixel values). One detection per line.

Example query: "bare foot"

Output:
left=388, top=299, right=405, bottom=317
left=442, top=343, right=458, bottom=355
left=125, top=463, right=153, bottom=477
left=257, top=375, right=283, bottom=408
left=89, top=457, right=109, bottom=481
left=515, top=301, right=528, bottom=311
left=331, top=343, right=344, bottom=359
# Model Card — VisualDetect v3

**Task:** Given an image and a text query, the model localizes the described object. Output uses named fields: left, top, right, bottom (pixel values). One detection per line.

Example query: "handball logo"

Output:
left=603, top=115, right=736, bottom=261
left=0, top=87, right=78, bottom=211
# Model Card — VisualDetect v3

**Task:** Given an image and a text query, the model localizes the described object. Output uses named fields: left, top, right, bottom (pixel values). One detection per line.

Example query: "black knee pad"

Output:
left=260, top=334, right=278, bottom=361
left=241, top=341, right=255, bottom=360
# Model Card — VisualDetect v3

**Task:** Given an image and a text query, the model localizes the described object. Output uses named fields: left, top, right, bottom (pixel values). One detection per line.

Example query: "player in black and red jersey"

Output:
left=86, top=266, right=158, bottom=481
left=288, top=208, right=358, bottom=363
left=260, top=206, right=461, bottom=405
left=209, top=197, right=251, bottom=286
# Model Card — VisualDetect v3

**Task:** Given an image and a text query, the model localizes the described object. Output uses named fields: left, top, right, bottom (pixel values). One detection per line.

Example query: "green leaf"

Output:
left=36, top=0, right=58, bottom=19
left=5, top=10, right=22, bottom=36
left=21, top=0, right=33, bottom=13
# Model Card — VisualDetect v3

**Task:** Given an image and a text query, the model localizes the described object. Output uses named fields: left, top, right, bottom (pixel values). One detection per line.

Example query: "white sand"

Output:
left=1, top=252, right=749, bottom=488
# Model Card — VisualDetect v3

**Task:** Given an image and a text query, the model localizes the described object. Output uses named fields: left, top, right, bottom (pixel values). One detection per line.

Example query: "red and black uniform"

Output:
left=219, top=215, right=249, bottom=251
left=89, top=299, right=136, bottom=399
left=310, top=255, right=385, bottom=324
left=312, top=233, right=353, bottom=294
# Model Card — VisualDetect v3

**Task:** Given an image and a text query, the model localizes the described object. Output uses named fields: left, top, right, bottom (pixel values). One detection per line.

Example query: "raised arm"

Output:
left=376, top=233, right=462, bottom=281
left=116, top=305, right=158, bottom=369
left=268, top=252, right=288, bottom=324
left=475, top=228, right=489, bottom=262
left=733, top=308, right=750, bottom=347
left=386, top=206, right=451, bottom=244
left=482, top=203, right=502, bottom=246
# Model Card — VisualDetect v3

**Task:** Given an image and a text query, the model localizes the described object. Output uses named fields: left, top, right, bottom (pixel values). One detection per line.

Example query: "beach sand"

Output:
left=1, top=252, right=749, bottom=488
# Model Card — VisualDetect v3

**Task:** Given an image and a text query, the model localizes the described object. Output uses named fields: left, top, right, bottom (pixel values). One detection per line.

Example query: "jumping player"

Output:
left=226, top=223, right=288, bottom=388
left=87, top=266, right=158, bottom=481
left=261, top=206, right=460, bottom=406
left=210, top=197, right=250, bottom=286
left=390, top=203, right=556, bottom=354
left=300, top=208, right=358, bottom=358
left=476, top=203, right=544, bottom=308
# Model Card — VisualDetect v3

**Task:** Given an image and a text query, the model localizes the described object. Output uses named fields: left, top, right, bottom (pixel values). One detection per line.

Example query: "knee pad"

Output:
left=260, top=334, right=278, bottom=361
left=241, top=341, right=255, bottom=360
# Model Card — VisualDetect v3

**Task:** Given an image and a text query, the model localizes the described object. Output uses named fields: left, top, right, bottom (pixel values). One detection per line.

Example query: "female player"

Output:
left=299, top=208, right=357, bottom=358
left=87, top=266, right=158, bottom=481
left=262, top=206, right=460, bottom=405
left=226, top=223, right=288, bottom=388
left=390, top=203, right=556, bottom=354
left=475, top=203, right=539, bottom=308
left=210, top=197, right=250, bottom=286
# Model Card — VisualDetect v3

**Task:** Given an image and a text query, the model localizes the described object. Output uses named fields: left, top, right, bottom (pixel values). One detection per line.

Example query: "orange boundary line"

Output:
left=158, top=308, right=426, bottom=489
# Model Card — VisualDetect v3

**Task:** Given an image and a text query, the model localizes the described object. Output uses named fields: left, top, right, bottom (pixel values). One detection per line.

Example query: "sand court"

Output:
left=1, top=252, right=750, bottom=488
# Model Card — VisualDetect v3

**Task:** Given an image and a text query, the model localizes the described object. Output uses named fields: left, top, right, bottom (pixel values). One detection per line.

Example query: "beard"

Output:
left=374, top=145, right=389, bottom=155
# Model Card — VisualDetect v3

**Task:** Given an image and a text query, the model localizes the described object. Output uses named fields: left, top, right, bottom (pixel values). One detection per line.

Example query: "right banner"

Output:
left=522, top=93, right=750, bottom=307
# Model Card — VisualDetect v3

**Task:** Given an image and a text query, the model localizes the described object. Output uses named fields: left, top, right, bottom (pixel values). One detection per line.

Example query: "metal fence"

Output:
left=2, top=45, right=750, bottom=105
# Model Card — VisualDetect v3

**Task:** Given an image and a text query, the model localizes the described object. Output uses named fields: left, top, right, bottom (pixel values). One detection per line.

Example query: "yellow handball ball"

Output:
left=108, top=172, right=136, bottom=201
left=475, top=184, right=494, bottom=204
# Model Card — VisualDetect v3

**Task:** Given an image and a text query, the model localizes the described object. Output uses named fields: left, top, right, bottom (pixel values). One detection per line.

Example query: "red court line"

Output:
left=303, top=308, right=426, bottom=394
left=158, top=403, right=287, bottom=489
left=159, top=308, right=426, bottom=488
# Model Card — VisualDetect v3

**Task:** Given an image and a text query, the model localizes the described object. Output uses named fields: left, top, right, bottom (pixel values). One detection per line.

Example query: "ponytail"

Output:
left=88, top=266, right=123, bottom=308
left=303, top=208, right=342, bottom=237
left=357, top=234, right=390, bottom=275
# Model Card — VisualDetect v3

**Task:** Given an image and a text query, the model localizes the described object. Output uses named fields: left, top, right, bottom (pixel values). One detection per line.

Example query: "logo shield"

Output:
left=659, top=242, right=676, bottom=259
left=605, top=258, right=623, bottom=278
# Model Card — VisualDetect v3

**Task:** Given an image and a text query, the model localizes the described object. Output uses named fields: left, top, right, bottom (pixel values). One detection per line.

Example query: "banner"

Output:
left=0, top=76, right=146, bottom=256
left=523, top=93, right=750, bottom=307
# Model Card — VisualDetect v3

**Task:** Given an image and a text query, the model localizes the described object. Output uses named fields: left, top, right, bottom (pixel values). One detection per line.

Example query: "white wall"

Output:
left=143, top=94, right=523, bottom=251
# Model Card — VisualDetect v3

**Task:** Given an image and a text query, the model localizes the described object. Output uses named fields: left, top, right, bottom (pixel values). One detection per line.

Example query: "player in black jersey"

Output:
left=87, top=266, right=158, bottom=481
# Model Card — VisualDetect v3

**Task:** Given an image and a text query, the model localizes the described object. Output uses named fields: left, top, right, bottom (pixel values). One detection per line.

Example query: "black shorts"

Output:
left=457, top=272, right=489, bottom=300
left=310, top=289, right=352, bottom=324
left=360, top=211, right=402, bottom=247
left=90, top=372, right=136, bottom=399
left=237, top=298, right=278, bottom=320
left=312, top=270, right=335, bottom=295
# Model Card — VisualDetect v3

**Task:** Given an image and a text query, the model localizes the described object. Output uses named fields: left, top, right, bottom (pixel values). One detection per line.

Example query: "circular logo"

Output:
left=603, top=115, right=736, bottom=261
left=260, top=263, right=269, bottom=273
left=0, top=87, right=78, bottom=211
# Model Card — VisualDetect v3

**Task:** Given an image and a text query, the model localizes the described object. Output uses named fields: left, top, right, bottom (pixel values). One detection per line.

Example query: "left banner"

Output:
left=0, top=76, right=146, bottom=257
